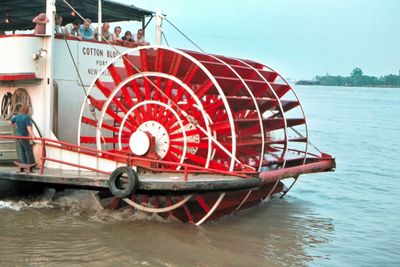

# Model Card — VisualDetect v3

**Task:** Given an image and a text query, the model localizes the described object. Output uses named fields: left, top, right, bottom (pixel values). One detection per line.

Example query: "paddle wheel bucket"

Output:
left=78, top=46, right=312, bottom=173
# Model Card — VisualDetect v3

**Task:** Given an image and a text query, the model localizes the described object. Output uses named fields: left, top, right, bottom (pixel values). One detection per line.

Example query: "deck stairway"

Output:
left=0, top=119, right=18, bottom=162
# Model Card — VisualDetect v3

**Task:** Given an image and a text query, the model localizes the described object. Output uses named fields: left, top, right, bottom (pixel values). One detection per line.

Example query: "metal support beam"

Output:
left=97, top=0, right=102, bottom=41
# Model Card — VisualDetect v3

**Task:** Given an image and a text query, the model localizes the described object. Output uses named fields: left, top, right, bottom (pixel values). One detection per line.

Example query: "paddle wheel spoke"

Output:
left=143, top=74, right=151, bottom=100
left=123, top=56, right=139, bottom=77
left=163, top=113, right=183, bottom=130
left=142, top=195, right=149, bottom=206
left=104, top=107, right=137, bottom=131
left=134, top=105, right=149, bottom=123
left=155, top=48, right=164, bottom=72
left=181, top=203, right=194, bottom=223
left=81, top=116, right=130, bottom=136
left=140, top=50, right=149, bottom=71
left=150, top=102, right=162, bottom=122
left=163, top=151, right=182, bottom=164
left=168, top=122, right=185, bottom=135
left=182, top=63, right=199, bottom=84
left=108, top=64, right=124, bottom=84
left=108, top=197, right=122, bottom=210
left=164, top=197, right=175, bottom=217
left=153, top=196, right=160, bottom=209
left=169, top=128, right=202, bottom=139
left=196, top=196, right=211, bottom=213
left=95, top=80, right=113, bottom=98
left=152, top=77, right=162, bottom=101
left=127, top=78, right=143, bottom=103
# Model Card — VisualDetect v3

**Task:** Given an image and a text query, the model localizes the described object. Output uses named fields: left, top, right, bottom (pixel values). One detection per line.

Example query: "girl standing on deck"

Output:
left=10, top=105, right=36, bottom=164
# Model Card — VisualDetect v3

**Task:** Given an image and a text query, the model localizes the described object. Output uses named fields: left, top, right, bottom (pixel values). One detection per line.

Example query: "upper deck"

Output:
left=0, top=34, right=146, bottom=83
left=0, top=0, right=154, bottom=82
left=0, top=0, right=154, bottom=32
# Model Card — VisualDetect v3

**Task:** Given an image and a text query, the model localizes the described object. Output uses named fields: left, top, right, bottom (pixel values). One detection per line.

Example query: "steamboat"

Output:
left=0, top=0, right=335, bottom=225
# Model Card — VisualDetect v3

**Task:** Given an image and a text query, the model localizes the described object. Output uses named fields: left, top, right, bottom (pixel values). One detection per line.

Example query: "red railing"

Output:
left=0, top=135, right=252, bottom=180
left=0, top=34, right=142, bottom=49
left=0, top=135, right=334, bottom=182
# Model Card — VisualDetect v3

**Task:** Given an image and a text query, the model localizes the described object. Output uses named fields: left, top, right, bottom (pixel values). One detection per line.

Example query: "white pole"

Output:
left=43, top=0, right=56, bottom=138
left=155, top=10, right=163, bottom=45
left=98, top=0, right=102, bottom=41
left=45, top=0, right=55, bottom=36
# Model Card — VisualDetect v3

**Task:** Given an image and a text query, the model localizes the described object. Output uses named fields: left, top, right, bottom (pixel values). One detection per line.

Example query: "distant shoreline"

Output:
left=296, top=68, right=400, bottom=88
left=294, top=82, right=400, bottom=89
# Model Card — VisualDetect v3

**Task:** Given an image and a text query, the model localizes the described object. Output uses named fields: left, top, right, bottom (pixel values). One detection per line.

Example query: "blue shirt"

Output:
left=80, top=26, right=94, bottom=40
left=11, top=114, right=32, bottom=136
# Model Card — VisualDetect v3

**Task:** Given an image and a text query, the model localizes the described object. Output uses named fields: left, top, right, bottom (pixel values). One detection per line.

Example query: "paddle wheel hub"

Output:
left=134, top=120, right=169, bottom=158
left=129, top=130, right=150, bottom=156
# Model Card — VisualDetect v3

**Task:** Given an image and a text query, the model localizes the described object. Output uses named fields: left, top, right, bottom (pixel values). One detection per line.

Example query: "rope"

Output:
left=62, top=31, right=108, bottom=148
left=62, top=37, right=88, bottom=98
left=164, top=18, right=205, bottom=53
left=1, top=92, right=12, bottom=119
left=162, top=31, right=170, bottom=47
left=290, top=127, right=322, bottom=154
left=0, top=89, right=44, bottom=140
left=1, top=88, right=33, bottom=120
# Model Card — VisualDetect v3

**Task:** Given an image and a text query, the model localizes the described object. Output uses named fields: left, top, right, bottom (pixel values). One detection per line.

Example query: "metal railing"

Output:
left=0, top=135, right=252, bottom=181
left=0, top=135, right=334, bottom=182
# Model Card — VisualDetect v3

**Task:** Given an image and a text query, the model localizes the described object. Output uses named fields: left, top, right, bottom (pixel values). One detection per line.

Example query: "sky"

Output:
left=120, top=0, right=399, bottom=80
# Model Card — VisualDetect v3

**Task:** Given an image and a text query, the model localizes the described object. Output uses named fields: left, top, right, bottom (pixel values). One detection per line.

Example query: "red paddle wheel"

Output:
left=78, top=46, right=311, bottom=223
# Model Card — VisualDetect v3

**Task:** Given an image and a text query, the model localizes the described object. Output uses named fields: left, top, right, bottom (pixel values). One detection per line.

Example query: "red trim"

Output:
left=0, top=34, right=41, bottom=39
left=54, top=35, right=140, bottom=48
left=0, top=73, right=37, bottom=81
left=0, top=135, right=251, bottom=178
left=0, top=34, right=140, bottom=49
left=0, top=135, right=335, bottom=181
left=259, top=159, right=335, bottom=183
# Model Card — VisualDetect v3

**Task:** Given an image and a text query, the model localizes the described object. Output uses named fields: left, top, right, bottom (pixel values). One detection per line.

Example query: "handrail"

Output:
left=54, top=35, right=141, bottom=48
left=0, top=34, right=141, bottom=49
left=0, top=34, right=43, bottom=39
left=0, top=135, right=334, bottom=183
left=0, top=135, right=252, bottom=178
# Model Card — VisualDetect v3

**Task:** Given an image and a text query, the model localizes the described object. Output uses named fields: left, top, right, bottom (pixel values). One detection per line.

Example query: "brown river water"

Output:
left=1, top=86, right=399, bottom=266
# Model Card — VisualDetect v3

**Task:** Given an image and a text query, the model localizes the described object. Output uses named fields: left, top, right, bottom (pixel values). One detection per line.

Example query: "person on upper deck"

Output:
left=64, top=19, right=82, bottom=40
left=121, top=31, right=134, bottom=42
left=80, top=18, right=94, bottom=40
left=32, top=13, right=49, bottom=35
left=55, top=14, right=63, bottom=35
left=133, top=29, right=150, bottom=46
left=94, top=22, right=112, bottom=41
left=10, top=105, right=36, bottom=165
left=111, top=26, right=122, bottom=42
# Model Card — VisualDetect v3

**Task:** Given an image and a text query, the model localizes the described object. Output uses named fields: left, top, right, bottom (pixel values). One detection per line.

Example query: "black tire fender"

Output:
left=108, top=166, right=139, bottom=198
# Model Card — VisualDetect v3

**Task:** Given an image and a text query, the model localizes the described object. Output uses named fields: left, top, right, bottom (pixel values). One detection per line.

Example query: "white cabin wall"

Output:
left=0, top=36, right=50, bottom=137
left=53, top=39, right=130, bottom=144
left=0, top=37, right=46, bottom=79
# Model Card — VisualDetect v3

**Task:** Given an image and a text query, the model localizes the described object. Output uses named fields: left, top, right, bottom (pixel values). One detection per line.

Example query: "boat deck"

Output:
left=0, top=166, right=261, bottom=192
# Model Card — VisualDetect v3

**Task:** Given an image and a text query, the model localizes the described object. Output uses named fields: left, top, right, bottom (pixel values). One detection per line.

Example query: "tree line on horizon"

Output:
left=314, top=68, right=400, bottom=87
